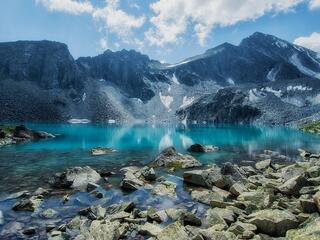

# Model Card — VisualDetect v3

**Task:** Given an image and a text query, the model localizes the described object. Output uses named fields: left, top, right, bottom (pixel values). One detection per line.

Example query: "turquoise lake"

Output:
left=0, top=123, right=320, bottom=193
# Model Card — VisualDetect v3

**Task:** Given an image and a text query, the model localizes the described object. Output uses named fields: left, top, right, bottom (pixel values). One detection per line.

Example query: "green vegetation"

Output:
left=301, top=121, right=320, bottom=134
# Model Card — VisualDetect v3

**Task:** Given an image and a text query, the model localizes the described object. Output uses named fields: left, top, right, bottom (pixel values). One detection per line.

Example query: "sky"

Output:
left=0, top=0, right=320, bottom=63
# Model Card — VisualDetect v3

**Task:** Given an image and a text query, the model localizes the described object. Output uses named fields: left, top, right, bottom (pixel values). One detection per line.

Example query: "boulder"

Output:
left=228, top=221, right=257, bottom=236
left=188, top=144, right=219, bottom=153
left=152, top=147, right=202, bottom=169
left=75, top=220, right=121, bottom=240
left=181, top=212, right=202, bottom=226
left=278, top=175, right=309, bottom=196
left=152, top=180, right=177, bottom=198
left=248, top=209, right=299, bottom=237
left=157, top=221, right=189, bottom=240
left=140, top=166, right=156, bottom=181
left=90, top=147, right=116, bottom=156
left=139, top=222, right=162, bottom=237
left=206, top=208, right=236, bottom=226
left=12, top=196, right=43, bottom=212
left=50, top=166, right=101, bottom=190
left=255, top=159, right=271, bottom=171
left=120, top=171, right=145, bottom=191
left=191, top=189, right=226, bottom=206
left=281, top=165, right=306, bottom=181
left=286, top=216, right=320, bottom=239
left=229, top=183, right=247, bottom=197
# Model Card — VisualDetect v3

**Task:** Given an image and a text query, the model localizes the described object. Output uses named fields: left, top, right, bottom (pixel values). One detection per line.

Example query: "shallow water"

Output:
left=1, top=123, right=320, bottom=238
left=0, top=123, right=320, bottom=193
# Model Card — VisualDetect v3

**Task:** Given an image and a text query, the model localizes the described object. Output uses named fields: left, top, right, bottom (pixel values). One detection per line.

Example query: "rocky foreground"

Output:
left=1, top=145, right=320, bottom=239
left=0, top=124, right=55, bottom=147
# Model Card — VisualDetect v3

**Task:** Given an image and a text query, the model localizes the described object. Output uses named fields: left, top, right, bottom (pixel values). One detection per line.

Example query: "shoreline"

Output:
left=1, top=145, right=320, bottom=239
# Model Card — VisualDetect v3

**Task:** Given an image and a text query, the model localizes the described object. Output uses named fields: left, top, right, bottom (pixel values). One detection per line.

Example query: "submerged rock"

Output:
left=90, top=147, right=116, bottom=156
left=188, top=144, right=219, bottom=153
left=152, top=147, right=202, bottom=169
left=12, top=196, right=43, bottom=212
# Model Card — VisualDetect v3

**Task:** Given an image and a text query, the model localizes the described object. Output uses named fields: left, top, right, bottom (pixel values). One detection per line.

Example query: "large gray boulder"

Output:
left=248, top=209, right=299, bottom=237
left=152, top=147, right=202, bottom=169
left=50, top=166, right=101, bottom=190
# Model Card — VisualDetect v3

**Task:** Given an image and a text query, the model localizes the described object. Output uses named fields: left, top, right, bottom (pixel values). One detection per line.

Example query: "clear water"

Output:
left=1, top=123, right=320, bottom=238
left=0, top=123, right=320, bottom=193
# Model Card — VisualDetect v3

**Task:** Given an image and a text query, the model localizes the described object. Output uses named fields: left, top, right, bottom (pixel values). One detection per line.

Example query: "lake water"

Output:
left=0, top=123, right=320, bottom=193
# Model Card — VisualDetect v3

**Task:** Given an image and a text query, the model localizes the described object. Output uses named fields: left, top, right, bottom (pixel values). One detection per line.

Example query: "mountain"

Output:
left=0, top=32, right=320, bottom=124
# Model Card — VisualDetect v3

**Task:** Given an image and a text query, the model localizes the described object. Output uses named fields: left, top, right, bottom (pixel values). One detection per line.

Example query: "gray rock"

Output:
left=50, top=166, right=101, bottom=190
left=157, top=221, right=189, bottom=240
left=188, top=144, right=219, bottom=153
left=255, top=159, right=271, bottom=171
left=278, top=174, right=309, bottom=196
left=12, top=196, right=43, bottom=212
left=229, top=183, right=247, bottom=197
left=152, top=180, right=177, bottom=198
left=191, top=189, right=226, bottom=206
left=139, top=222, right=163, bottom=237
left=140, top=166, right=156, bottom=181
left=152, top=147, right=202, bottom=169
left=248, top=209, right=299, bottom=237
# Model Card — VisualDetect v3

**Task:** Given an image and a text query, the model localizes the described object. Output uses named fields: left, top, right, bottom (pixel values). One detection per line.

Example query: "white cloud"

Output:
left=309, top=0, right=320, bottom=9
left=99, top=38, right=108, bottom=50
left=93, top=0, right=145, bottom=39
left=294, top=32, right=320, bottom=52
left=36, top=0, right=94, bottom=15
left=146, top=0, right=304, bottom=46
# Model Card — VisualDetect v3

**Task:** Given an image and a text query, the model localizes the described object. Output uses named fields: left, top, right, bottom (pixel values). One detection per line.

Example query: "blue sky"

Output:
left=1, top=0, right=320, bottom=63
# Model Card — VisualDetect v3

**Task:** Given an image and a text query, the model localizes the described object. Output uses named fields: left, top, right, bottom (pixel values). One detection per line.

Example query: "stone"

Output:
left=120, top=171, right=145, bottom=191
left=248, top=209, right=299, bottom=237
left=34, top=187, right=49, bottom=196
left=191, top=189, right=226, bottom=206
left=90, top=147, right=116, bottom=155
left=12, top=196, right=43, bottom=212
left=181, top=212, right=202, bottom=226
left=281, top=165, right=306, bottom=181
left=86, top=182, right=100, bottom=192
left=306, top=166, right=320, bottom=178
left=165, top=208, right=188, bottom=221
left=229, top=183, right=247, bottom=197
left=255, top=159, right=271, bottom=171
left=139, top=222, right=162, bottom=236
left=105, top=202, right=135, bottom=215
left=228, top=221, right=257, bottom=236
left=152, top=180, right=177, bottom=198
left=199, top=228, right=236, bottom=240
left=147, top=208, right=168, bottom=223
left=299, top=196, right=317, bottom=213
left=183, top=170, right=208, bottom=187
left=157, top=221, right=189, bottom=240
left=211, top=186, right=232, bottom=199
left=41, top=208, right=58, bottom=218
left=152, top=147, right=202, bottom=169
left=286, top=216, right=320, bottom=239
left=221, top=162, right=247, bottom=187
left=278, top=175, right=309, bottom=196
left=188, top=144, right=219, bottom=153
left=50, top=166, right=101, bottom=190
left=76, top=220, right=121, bottom=240
left=140, top=166, right=156, bottom=181
left=23, top=227, right=36, bottom=235
left=206, top=208, right=235, bottom=226
left=313, top=191, right=320, bottom=212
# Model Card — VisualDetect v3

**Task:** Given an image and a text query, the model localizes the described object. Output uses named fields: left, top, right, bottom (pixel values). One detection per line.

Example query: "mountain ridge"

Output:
left=0, top=32, right=320, bottom=125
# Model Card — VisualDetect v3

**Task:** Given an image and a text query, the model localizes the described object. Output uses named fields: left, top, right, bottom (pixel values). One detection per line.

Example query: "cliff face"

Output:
left=0, top=40, right=83, bottom=90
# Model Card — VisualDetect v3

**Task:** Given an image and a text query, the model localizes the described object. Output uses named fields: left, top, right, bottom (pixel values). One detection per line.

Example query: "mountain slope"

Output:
left=0, top=33, right=320, bottom=124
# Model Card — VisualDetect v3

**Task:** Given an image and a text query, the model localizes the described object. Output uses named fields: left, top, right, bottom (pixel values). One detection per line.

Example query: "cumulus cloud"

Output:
left=99, top=38, right=108, bottom=50
left=294, top=32, right=320, bottom=52
left=309, top=0, right=320, bottom=9
left=93, top=0, right=145, bottom=38
left=35, top=0, right=94, bottom=15
left=146, top=0, right=304, bottom=46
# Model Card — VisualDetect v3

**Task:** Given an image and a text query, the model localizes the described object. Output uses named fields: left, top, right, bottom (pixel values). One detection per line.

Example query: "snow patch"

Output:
left=263, top=87, right=282, bottom=98
left=226, top=78, right=235, bottom=85
left=266, top=67, right=279, bottom=81
left=159, top=92, right=174, bottom=112
left=287, top=85, right=312, bottom=91
left=248, top=89, right=260, bottom=102
left=275, top=40, right=288, bottom=48
left=171, top=74, right=180, bottom=85
left=68, top=119, right=91, bottom=124
left=180, top=96, right=195, bottom=108
left=108, top=119, right=116, bottom=124
left=290, top=54, right=320, bottom=79
left=307, top=94, right=320, bottom=105
left=282, top=97, right=304, bottom=107
left=82, top=92, right=86, bottom=102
